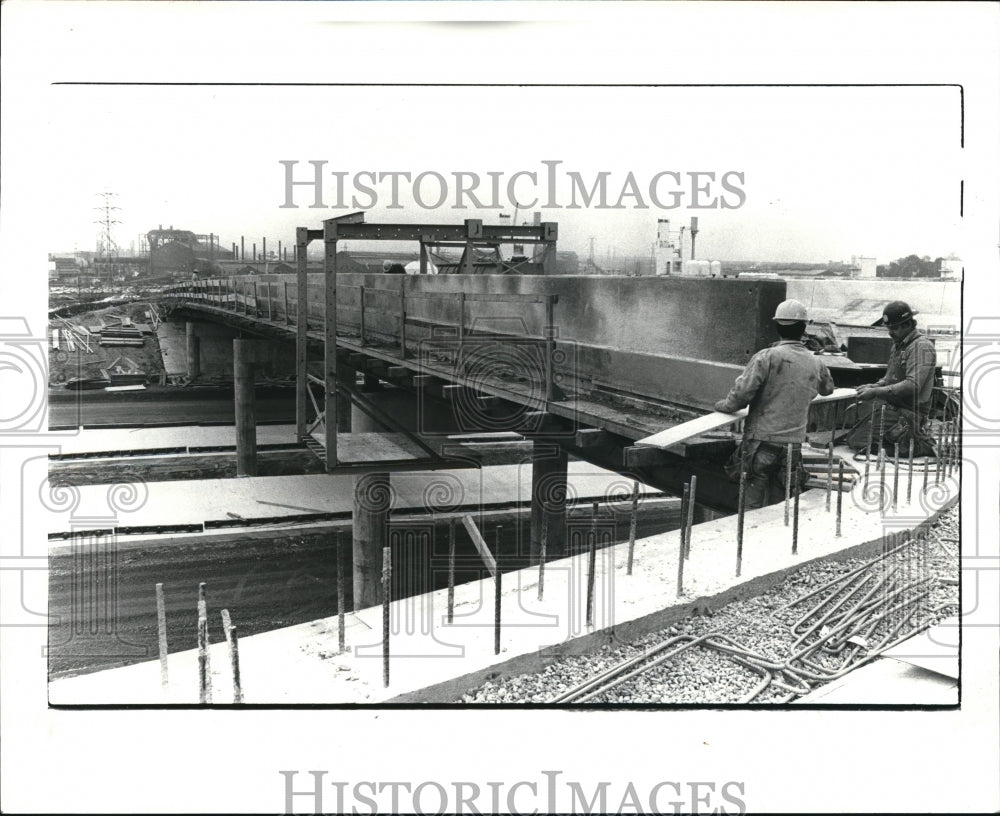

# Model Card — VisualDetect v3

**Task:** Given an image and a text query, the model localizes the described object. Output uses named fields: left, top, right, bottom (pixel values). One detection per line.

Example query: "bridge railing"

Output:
left=163, top=277, right=562, bottom=401
left=162, top=273, right=787, bottom=411
left=344, top=284, right=560, bottom=402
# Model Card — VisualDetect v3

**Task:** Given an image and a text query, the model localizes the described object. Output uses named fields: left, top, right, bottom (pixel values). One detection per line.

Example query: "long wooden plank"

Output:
left=462, top=514, right=497, bottom=578
left=635, top=387, right=857, bottom=449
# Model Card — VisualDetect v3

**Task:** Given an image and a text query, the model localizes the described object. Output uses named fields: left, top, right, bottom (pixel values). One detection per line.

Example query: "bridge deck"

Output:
left=171, top=300, right=701, bottom=443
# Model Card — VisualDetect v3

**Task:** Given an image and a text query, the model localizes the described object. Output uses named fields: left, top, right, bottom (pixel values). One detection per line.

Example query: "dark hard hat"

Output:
left=880, top=300, right=918, bottom=327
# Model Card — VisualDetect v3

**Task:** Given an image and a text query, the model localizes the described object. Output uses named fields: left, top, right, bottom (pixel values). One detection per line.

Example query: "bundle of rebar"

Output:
left=551, top=535, right=944, bottom=704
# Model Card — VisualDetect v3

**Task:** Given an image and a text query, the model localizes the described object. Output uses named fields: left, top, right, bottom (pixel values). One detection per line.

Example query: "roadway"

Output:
left=48, top=385, right=296, bottom=428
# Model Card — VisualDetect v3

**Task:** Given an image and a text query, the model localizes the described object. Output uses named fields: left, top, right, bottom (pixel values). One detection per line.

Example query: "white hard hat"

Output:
left=382, top=260, right=392, bottom=271
left=773, top=299, right=808, bottom=323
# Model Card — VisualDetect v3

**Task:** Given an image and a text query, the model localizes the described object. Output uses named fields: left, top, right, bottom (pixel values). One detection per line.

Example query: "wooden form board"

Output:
left=634, top=388, right=858, bottom=449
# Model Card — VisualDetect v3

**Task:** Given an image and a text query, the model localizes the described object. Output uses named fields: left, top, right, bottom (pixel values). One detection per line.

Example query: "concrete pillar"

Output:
left=530, top=442, right=568, bottom=562
left=351, top=402, right=384, bottom=433
left=234, top=339, right=257, bottom=477
left=185, top=322, right=201, bottom=379
left=337, top=386, right=352, bottom=432
left=352, top=374, right=385, bottom=433
left=352, top=472, right=391, bottom=609
left=351, top=387, right=456, bottom=435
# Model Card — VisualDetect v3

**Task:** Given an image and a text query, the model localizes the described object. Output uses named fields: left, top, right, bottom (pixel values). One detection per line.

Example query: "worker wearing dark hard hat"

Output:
left=714, top=299, right=836, bottom=509
left=852, top=300, right=937, bottom=456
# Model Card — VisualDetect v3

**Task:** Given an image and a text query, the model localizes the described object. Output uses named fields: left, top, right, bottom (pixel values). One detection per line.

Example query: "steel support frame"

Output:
left=295, top=227, right=310, bottom=442
left=295, top=213, right=558, bottom=473
left=316, top=216, right=557, bottom=245
left=295, top=220, right=341, bottom=472
left=324, top=222, right=338, bottom=470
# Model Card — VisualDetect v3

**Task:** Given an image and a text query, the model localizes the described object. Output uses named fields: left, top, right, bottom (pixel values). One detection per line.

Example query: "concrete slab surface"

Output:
left=48, top=451, right=960, bottom=705
left=46, top=460, right=663, bottom=545
left=154, top=320, right=187, bottom=377
left=310, top=428, right=427, bottom=462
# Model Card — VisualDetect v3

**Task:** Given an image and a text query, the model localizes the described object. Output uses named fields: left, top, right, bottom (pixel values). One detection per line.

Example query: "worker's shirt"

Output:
left=715, top=340, right=835, bottom=444
left=877, top=328, right=936, bottom=411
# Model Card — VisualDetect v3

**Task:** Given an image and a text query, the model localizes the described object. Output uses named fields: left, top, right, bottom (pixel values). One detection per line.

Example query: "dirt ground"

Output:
left=49, top=302, right=167, bottom=387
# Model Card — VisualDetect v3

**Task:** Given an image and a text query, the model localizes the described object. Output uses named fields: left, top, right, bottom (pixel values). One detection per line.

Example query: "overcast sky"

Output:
left=48, top=83, right=962, bottom=264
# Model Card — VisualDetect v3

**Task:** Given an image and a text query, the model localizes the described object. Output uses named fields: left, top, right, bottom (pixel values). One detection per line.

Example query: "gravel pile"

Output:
left=462, top=506, right=960, bottom=704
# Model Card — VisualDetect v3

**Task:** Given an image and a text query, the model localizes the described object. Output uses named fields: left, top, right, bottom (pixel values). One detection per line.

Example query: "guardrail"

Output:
left=164, top=277, right=562, bottom=402
left=161, top=273, right=800, bottom=413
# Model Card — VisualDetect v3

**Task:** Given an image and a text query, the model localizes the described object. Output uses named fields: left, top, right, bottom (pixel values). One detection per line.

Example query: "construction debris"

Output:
left=49, top=303, right=165, bottom=388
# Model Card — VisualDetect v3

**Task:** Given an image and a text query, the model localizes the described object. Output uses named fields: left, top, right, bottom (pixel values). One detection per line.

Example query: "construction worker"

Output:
left=853, top=300, right=937, bottom=457
left=715, top=299, right=835, bottom=509
left=382, top=260, right=406, bottom=274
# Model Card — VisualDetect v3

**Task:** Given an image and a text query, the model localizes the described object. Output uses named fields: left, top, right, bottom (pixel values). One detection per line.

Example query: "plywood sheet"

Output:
left=635, top=388, right=857, bottom=449
left=880, top=617, right=959, bottom=680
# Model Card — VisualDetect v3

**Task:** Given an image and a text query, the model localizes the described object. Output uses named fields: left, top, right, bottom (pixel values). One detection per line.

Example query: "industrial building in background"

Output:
left=654, top=217, right=723, bottom=277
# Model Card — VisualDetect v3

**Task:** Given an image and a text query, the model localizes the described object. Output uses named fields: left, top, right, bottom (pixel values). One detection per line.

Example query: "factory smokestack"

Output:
left=690, top=217, right=699, bottom=260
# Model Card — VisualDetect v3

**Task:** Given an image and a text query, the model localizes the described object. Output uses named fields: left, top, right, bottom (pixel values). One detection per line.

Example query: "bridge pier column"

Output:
left=234, top=339, right=257, bottom=477
left=351, top=376, right=388, bottom=432
left=337, top=384, right=352, bottom=432
left=351, top=404, right=381, bottom=432
left=352, top=472, right=391, bottom=610
left=185, top=322, right=201, bottom=380
left=530, top=442, right=568, bottom=562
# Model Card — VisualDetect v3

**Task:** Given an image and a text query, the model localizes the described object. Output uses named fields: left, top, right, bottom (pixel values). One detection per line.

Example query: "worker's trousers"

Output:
left=845, top=400, right=935, bottom=457
left=729, top=439, right=805, bottom=511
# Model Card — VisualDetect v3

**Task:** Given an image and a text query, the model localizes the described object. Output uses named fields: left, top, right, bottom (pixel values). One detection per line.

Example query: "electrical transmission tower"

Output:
left=94, top=191, right=121, bottom=289
left=584, top=235, right=604, bottom=274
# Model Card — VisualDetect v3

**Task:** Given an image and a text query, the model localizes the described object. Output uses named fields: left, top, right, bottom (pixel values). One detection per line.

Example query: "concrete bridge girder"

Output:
left=167, top=270, right=784, bottom=412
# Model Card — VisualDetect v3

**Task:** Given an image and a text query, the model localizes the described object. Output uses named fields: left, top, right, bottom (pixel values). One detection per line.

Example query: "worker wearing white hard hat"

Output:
left=772, top=299, right=809, bottom=323
left=714, top=299, right=835, bottom=509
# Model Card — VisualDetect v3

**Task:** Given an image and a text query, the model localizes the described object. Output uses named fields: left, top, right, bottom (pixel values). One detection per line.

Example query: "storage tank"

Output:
left=710, top=260, right=722, bottom=277
left=681, top=259, right=706, bottom=276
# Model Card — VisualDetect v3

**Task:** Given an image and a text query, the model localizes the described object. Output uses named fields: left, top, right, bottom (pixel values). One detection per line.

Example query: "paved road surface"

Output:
left=49, top=386, right=296, bottom=428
